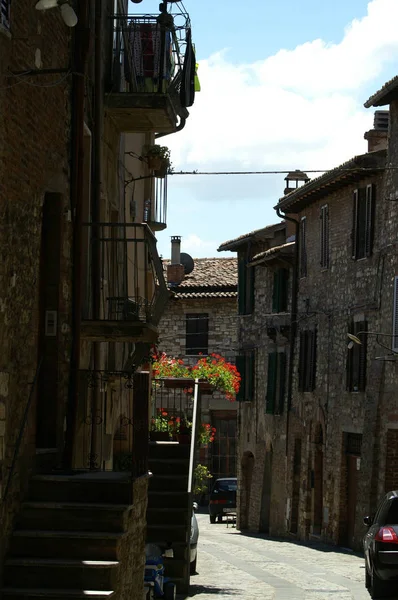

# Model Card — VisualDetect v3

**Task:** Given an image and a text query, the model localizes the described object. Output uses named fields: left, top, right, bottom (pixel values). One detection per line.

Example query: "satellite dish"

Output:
left=180, top=253, right=194, bottom=274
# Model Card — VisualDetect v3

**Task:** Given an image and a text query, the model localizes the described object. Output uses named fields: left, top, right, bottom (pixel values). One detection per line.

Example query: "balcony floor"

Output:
left=81, top=320, right=158, bottom=343
left=105, top=92, right=180, bottom=133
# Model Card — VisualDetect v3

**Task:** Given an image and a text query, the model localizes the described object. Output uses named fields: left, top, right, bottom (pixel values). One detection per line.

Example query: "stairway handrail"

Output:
left=2, top=356, right=43, bottom=503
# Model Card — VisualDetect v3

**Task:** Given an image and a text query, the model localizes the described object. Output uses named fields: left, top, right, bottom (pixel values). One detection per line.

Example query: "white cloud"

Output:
left=180, top=234, right=217, bottom=257
left=167, top=0, right=398, bottom=176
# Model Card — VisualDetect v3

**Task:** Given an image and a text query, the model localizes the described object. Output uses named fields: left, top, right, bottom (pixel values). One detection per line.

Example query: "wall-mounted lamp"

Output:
left=35, top=0, right=78, bottom=28
left=347, top=331, right=398, bottom=356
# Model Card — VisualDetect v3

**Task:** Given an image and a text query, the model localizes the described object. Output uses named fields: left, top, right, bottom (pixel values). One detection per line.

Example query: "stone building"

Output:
left=158, top=237, right=238, bottom=481
left=0, top=1, right=196, bottom=596
left=219, top=88, right=398, bottom=552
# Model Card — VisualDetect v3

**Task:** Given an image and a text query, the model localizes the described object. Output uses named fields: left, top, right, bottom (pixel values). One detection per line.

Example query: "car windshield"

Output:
left=215, top=479, right=237, bottom=492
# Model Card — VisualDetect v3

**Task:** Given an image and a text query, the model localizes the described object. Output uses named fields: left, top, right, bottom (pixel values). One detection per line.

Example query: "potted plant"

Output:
left=192, top=354, right=241, bottom=401
left=199, top=423, right=216, bottom=446
left=150, top=408, right=172, bottom=441
left=193, top=463, right=212, bottom=495
left=152, top=352, right=191, bottom=389
left=145, top=145, right=171, bottom=177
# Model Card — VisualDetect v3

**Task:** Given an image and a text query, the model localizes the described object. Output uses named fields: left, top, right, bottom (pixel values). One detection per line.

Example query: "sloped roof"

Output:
left=249, top=241, right=295, bottom=266
left=364, top=75, right=398, bottom=108
left=218, top=221, right=285, bottom=252
left=276, top=150, right=386, bottom=213
left=164, top=257, right=238, bottom=299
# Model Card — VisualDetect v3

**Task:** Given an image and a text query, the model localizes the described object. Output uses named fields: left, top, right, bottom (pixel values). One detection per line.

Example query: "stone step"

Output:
left=147, top=491, right=189, bottom=509
left=146, top=524, right=188, bottom=544
left=10, top=531, right=124, bottom=561
left=17, top=502, right=131, bottom=533
left=1, top=589, right=115, bottom=600
left=149, top=475, right=187, bottom=492
left=148, top=458, right=189, bottom=476
left=29, top=475, right=132, bottom=504
left=146, top=508, right=189, bottom=526
left=148, top=442, right=190, bottom=460
left=4, top=559, right=119, bottom=591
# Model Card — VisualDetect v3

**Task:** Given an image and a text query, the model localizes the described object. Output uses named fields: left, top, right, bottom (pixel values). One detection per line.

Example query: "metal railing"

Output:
left=143, top=176, right=168, bottom=230
left=2, top=357, right=43, bottom=503
left=82, top=223, right=168, bottom=326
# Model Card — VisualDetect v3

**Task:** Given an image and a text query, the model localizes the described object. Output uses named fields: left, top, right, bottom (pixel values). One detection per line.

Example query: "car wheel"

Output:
left=163, top=582, right=176, bottom=600
left=210, top=515, right=216, bottom=524
left=190, top=555, right=197, bottom=575
left=370, top=569, right=389, bottom=599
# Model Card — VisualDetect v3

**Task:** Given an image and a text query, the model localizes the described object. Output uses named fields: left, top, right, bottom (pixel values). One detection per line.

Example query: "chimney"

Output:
left=283, top=170, right=310, bottom=196
left=364, top=110, right=389, bottom=152
left=167, top=236, right=185, bottom=286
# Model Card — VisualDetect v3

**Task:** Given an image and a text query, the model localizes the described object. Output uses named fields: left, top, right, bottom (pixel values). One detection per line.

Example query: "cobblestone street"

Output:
left=183, top=513, right=374, bottom=599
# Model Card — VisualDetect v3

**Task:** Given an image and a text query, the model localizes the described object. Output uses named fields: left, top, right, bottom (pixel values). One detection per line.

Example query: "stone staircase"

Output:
left=146, top=442, right=192, bottom=593
left=1, top=473, right=135, bottom=600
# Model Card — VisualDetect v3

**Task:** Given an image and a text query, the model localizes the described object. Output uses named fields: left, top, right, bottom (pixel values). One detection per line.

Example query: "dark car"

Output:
left=363, top=490, right=398, bottom=598
left=209, top=477, right=237, bottom=523
left=190, top=502, right=199, bottom=574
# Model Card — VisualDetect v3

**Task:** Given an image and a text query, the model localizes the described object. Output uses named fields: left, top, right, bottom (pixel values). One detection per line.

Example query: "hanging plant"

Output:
left=145, top=145, right=171, bottom=174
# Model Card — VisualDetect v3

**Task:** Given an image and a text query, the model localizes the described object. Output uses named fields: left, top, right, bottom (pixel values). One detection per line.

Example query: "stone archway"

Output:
left=312, top=423, right=324, bottom=535
left=240, top=451, right=255, bottom=530
left=259, top=444, right=273, bottom=533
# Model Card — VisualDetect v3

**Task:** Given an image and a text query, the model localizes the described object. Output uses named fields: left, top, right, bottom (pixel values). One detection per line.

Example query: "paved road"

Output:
left=183, top=512, right=375, bottom=599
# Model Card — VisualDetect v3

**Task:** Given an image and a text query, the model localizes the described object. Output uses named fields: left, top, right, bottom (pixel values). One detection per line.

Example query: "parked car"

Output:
left=363, top=490, right=398, bottom=598
left=209, top=477, right=237, bottom=524
left=190, top=502, right=199, bottom=574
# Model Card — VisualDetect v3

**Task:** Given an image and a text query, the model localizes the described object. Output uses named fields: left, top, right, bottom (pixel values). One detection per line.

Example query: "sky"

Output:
left=131, top=0, right=398, bottom=260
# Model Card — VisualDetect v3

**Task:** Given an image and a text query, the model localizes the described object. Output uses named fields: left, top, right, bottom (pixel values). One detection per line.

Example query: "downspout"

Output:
left=64, top=0, right=91, bottom=469
left=90, top=0, right=104, bottom=469
left=155, top=116, right=186, bottom=139
left=275, top=207, right=299, bottom=458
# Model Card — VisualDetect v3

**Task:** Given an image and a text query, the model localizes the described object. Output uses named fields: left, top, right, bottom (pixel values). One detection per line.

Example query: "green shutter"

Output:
left=278, top=352, right=287, bottom=414
left=247, top=352, right=255, bottom=401
left=248, top=267, right=255, bottom=313
left=280, top=269, right=288, bottom=312
left=266, top=352, right=277, bottom=414
left=238, top=256, right=247, bottom=315
left=236, top=355, right=246, bottom=401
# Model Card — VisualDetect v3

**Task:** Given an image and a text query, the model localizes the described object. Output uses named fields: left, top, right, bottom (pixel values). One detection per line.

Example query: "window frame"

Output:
left=320, top=204, right=329, bottom=269
left=236, top=351, right=255, bottom=402
left=266, top=351, right=287, bottom=414
left=272, top=268, right=288, bottom=313
left=238, top=254, right=255, bottom=315
left=300, top=216, right=307, bottom=278
left=352, top=184, right=375, bottom=260
left=185, top=313, right=209, bottom=356
left=298, top=329, right=317, bottom=392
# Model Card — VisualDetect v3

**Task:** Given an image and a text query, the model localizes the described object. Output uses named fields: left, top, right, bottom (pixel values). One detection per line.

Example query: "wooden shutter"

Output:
left=298, top=331, right=306, bottom=391
left=393, top=276, right=398, bottom=353
left=238, top=256, right=247, bottom=315
left=358, top=320, right=367, bottom=392
left=247, top=351, right=255, bottom=401
left=352, top=189, right=359, bottom=259
left=235, top=355, right=246, bottom=401
left=320, top=205, right=329, bottom=269
left=308, top=330, right=317, bottom=391
left=266, top=352, right=277, bottom=414
left=365, top=184, right=375, bottom=257
left=346, top=319, right=354, bottom=391
left=300, top=217, right=307, bottom=277
left=277, top=352, right=287, bottom=414
left=247, top=266, right=255, bottom=314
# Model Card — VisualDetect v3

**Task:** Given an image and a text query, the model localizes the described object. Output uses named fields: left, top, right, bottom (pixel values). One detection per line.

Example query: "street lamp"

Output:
left=347, top=331, right=398, bottom=358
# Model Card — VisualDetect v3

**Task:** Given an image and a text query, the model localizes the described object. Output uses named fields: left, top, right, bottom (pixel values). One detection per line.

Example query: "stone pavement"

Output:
left=179, top=513, right=376, bottom=599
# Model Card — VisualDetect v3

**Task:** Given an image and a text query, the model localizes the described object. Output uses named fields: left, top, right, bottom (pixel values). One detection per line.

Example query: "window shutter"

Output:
left=308, top=330, right=317, bottom=391
left=365, top=184, right=375, bottom=257
left=358, top=320, right=367, bottom=392
left=320, top=205, right=329, bottom=269
left=272, top=271, right=280, bottom=313
left=277, top=352, right=287, bottom=414
left=352, top=189, right=359, bottom=259
left=238, top=256, right=247, bottom=315
left=266, top=352, right=277, bottom=414
left=280, top=269, right=288, bottom=312
left=300, top=217, right=307, bottom=277
left=346, top=319, right=354, bottom=391
left=248, top=266, right=255, bottom=314
left=298, top=331, right=306, bottom=391
left=393, top=276, right=398, bottom=353
left=235, top=355, right=246, bottom=401
left=247, top=351, right=255, bottom=401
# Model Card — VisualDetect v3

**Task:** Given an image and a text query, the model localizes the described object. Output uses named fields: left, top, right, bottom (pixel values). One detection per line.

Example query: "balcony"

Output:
left=143, top=176, right=167, bottom=231
left=106, top=9, right=195, bottom=133
left=81, top=223, right=168, bottom=342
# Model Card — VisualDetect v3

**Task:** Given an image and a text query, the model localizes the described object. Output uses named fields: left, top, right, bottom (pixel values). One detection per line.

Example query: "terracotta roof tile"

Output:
left=164, top=257, right=237, bottom=298
left=250, top=241, right=295, bottom=264
left=364, top=75, right=398, bottom=108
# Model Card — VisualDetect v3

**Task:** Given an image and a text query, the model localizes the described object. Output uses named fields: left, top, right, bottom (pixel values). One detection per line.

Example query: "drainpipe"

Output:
left=63, top=0, right=91, bottom=469
left=90, top=0, right=104, bottom=469
left=275, top=207, right=299, bottom=458
left=155, top=117, right=187, bottom=139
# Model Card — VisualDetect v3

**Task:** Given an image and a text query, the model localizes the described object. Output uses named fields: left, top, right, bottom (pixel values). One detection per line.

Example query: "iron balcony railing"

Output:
left=82, top=223, right=168, bottom=326
left=110, top=9, right=194, bottom=112
left=143, top=176, right=168, bottom=231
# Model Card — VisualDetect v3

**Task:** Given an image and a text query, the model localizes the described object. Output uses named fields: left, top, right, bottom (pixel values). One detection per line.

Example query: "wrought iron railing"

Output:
left=143, top=176, right=168, bottom=230
left=82, top=223, right=168, bottom=325
left=110, top=9, right=193, bottom=109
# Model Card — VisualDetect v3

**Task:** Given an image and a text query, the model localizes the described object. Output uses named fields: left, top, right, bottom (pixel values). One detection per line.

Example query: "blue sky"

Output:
left=132, top=0, right=398, bottom=260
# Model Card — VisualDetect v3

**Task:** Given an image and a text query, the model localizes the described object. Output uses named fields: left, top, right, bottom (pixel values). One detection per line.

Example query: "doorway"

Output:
left=340, top=432, right=362, bottom=548
left=290, top=438, right=302, bottom=534
left=312, top=424, right=324, bottom=535
left=36, top=193, right=63, bottom=449
left=259, top=445, right=273, bottom=533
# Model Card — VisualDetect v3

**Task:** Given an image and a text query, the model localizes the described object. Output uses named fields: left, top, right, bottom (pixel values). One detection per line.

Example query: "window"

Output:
left=346, top=319, right=367, bottom=392
left=0, top=0, right=10, bottom=29
left=300, top=217, right=307, bottom=278
left=272, top=268, right=288, bottom=313
left=235, top=352, right=255, bottom=401
left=393, top=276, right=398, bottom=353
left=211, top=418, right=236, bottom=479
left=320, top=204, right=329, bottom=269
left=298, top=330, right=317, bottom=392
left=185, top=313, right=209, bottom=355
left=266, top=351, right=287, bottom=414
left=352, top=184, right=375, bottom=260
left=238, top=254, right=255, bottom=315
